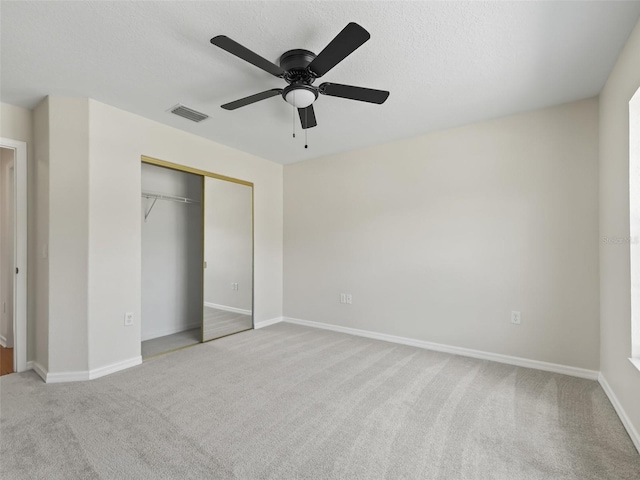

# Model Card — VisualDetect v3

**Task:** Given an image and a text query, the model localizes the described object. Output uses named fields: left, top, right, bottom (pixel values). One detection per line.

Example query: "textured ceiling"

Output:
left=2, top=1, right=640, bottom=164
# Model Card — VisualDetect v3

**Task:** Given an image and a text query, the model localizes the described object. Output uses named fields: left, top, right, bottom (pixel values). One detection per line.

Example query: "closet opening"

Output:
left=141, top=157, right=254, bottom=359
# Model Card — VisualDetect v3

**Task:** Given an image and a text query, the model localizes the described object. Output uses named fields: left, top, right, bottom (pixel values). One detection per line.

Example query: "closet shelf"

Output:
left=142, top=191, right=200, bottom=221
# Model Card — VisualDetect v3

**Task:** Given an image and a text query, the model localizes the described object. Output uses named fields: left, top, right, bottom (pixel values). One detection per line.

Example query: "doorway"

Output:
left=0, top=147, right=15, bottom=374
left=0, top=138, right=27, bottom=375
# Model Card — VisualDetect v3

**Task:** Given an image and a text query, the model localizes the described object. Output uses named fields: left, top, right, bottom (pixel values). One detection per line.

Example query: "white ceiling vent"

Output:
left=168, top=104, right=209, bottom=123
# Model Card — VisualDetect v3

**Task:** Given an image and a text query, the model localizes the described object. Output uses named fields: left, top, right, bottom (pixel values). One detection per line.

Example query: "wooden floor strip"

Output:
left=0, top=345, right=14, bottom=376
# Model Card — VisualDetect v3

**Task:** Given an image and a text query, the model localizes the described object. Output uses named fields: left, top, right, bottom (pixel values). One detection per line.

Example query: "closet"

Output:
left=141, top=158, right=253, bottom=359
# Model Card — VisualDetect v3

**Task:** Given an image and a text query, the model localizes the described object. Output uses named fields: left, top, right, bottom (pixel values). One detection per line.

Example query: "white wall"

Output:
left=0, top=148, right=15, bottom=348
left=141, top=163, right=202, bottom=341
left=599, top=19, right=640, bottom=445
left=47, top=98, right=90, bottom=374
left=284, top=97, right=600, bottom=370
left=33, top=99, right=49, bottom=371
left=204, top=177, right=253, bottom=312
left=0, top=102, right=36, bottom=363
left=88, top=99, right=283, bottom=371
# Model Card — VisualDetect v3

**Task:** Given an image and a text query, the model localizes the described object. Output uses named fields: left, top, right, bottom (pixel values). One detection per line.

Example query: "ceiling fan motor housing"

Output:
left=279, top=49, right=317, bottom=79
left=279, top=49, right=320, bottom=107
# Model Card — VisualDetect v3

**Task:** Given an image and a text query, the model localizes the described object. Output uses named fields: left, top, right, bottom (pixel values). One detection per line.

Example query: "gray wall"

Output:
left=284, top=97, right=600, bottom=370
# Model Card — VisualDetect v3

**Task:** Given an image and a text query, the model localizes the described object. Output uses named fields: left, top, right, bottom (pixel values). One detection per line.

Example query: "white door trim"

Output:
left=0, top=138, right=27, bottom=373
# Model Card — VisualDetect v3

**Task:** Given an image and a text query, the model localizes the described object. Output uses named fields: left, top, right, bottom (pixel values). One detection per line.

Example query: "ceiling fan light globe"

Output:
left=285, top=88, right=316, bottom=108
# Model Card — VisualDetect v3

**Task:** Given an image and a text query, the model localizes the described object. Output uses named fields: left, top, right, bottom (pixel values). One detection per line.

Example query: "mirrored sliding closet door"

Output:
left=202, top=176, right=253, bottom=341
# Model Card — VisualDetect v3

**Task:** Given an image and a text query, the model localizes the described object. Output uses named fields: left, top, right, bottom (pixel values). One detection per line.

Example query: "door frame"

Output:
left=0, top=138, right=27, bottom=373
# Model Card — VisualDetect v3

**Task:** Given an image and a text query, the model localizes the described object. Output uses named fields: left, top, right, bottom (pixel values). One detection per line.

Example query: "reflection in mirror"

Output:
left=203, top=176, right=253, bottom=341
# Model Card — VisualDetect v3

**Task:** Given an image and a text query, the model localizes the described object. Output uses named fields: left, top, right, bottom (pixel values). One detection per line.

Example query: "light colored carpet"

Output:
left=203, top=306, right=252, bottom=341
left=141, top=328, right=201, bottom=359
left=1, top=323, right=638, bottom=479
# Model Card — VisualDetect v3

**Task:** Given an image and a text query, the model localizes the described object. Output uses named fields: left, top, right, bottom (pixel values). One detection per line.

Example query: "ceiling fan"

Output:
left=210, top=22, right=390, bottom=130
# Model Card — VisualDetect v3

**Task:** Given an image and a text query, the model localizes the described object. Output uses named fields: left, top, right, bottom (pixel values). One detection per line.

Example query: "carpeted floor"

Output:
left=1, top=323, right=638, bottom=479
left=141, top=327, right=202, bottom=359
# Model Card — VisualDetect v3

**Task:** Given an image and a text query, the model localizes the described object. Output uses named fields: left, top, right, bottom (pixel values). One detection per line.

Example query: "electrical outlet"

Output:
left=340, top=293, right=346, bottom=303
left=511, top=311, right=521, bottom=325
left=124, top=312, right=134, bottom=326
left=346, top=294, right=352, bottom=304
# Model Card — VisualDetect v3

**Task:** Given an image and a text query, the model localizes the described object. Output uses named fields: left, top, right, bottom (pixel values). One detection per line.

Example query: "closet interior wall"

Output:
left=141, top=163, right=202, bottom=342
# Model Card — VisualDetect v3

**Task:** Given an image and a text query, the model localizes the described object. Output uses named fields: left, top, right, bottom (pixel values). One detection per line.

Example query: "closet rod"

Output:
left=142, top=191, right=200, bottom=204
left=142, top=191, right=200, bottom=221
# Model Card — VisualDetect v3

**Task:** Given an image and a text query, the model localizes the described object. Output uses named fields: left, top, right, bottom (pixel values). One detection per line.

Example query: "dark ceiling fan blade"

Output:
left=319, top=82, right=389, bottom=104
left=221, top=89, right=283, bottom=110
left=211, top=35, right=285, bottom=77
left=298, top=105, right=317, bottom=129
left=307, top=23, right=370, bottom=77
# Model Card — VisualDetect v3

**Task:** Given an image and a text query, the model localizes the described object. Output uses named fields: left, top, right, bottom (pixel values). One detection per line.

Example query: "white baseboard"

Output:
left=27, top=357, right=142, bottom=384
left=141, top=321, right=201, bottom=342
left=45, top=369, right=90, bottom=383
left=88, top=356, right=142, bottom=380
left=27, top=360, right=48, bottom=382
left=254, top=317, right=283, bottom=329
left=204, top=302, right=252, bottom=316
left=283, top=317, right=599, bottom=381
left=598, top=373, right=640, bottom=454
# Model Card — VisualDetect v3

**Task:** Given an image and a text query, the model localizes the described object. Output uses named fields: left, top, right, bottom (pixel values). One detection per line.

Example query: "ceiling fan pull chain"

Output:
left=292, top=91, right=296, bottom=138
left=305, top=108, right=308, bottom=149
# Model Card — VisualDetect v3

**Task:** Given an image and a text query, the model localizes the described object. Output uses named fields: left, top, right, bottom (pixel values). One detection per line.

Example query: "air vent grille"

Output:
left=169, top=104, right=209, bottom=123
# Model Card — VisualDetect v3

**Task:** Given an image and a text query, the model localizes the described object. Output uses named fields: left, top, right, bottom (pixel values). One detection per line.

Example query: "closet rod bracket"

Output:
left=144, top=197, right=158, bottom=222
